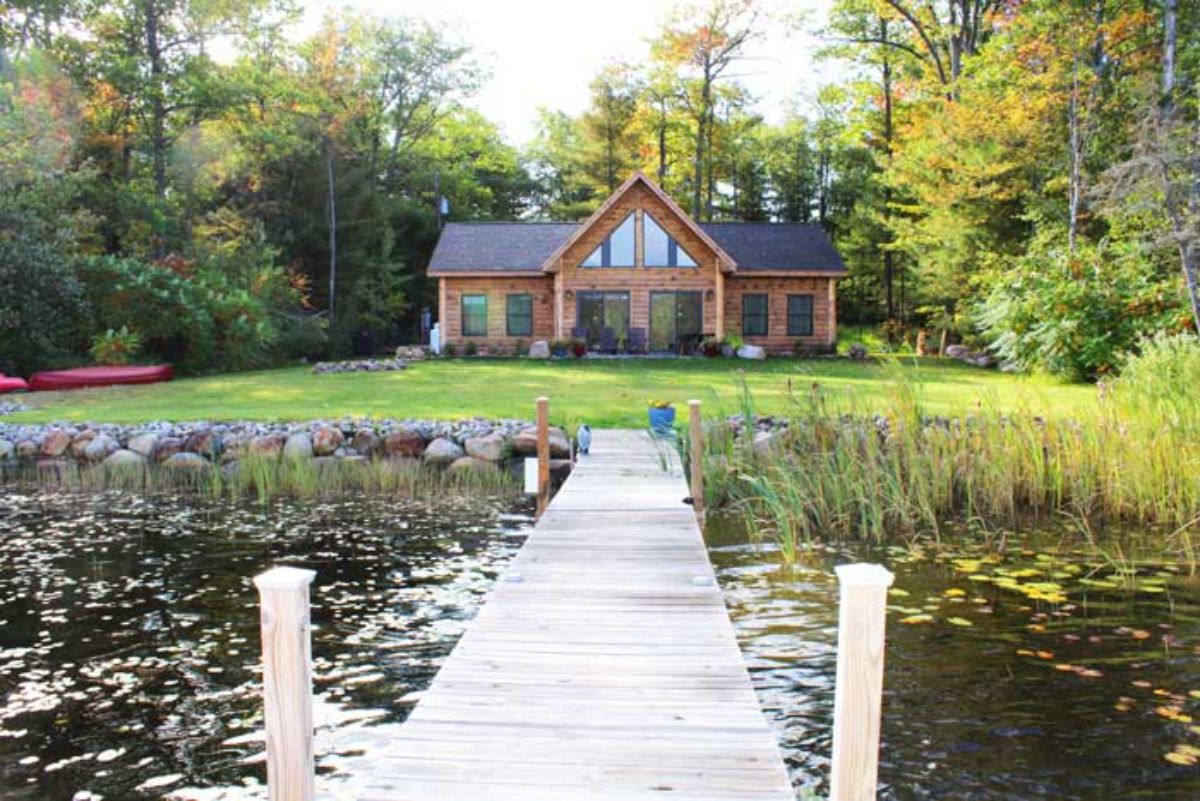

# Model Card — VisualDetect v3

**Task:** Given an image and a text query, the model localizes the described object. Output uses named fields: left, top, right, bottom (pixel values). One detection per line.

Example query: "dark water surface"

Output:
left=0, top=490, right=531, bottom=800
left=708, top=519, right=1200, bottom=801
left=3, top=492, right=1199, bottom=800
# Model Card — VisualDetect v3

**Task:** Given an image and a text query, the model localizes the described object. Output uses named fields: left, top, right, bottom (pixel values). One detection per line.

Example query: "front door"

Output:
left=649, top=291, right=703, bottom=352
left=576, top=292, right=630, bottom=347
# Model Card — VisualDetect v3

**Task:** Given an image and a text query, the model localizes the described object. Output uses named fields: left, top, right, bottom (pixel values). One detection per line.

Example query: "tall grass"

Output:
left=8, top=453, right=521, bottom=503
left=707, top=336, right=1200, bottom=565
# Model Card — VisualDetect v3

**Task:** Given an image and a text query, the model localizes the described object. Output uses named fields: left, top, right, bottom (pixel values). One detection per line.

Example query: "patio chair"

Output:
left=571, top=326, right=588, bottom=341
left=627, top=327, right=647, bottom=355
left=600, top=327, right=617, bottom=354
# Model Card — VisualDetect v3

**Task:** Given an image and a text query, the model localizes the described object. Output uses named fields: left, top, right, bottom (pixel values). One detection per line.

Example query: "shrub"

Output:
left=464, top=341, right=478, bottom=357
left=0, top=235, right=86, bottom=375
left=90, top=326, right=141, bottom=365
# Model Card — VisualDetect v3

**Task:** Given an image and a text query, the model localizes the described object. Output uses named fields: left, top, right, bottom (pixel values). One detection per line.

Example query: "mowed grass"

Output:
left=6, top=357, right=1098, bottom=427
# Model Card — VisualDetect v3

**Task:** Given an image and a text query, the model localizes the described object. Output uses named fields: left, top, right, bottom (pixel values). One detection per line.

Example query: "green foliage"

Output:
left=978, top=237, right=1185, bottom=380
left=90, top=326, right=142, bottom=366
left=0, top=235, right=86, bottom=375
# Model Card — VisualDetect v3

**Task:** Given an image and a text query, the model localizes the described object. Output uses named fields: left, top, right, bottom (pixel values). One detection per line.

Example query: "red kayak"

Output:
left=0, top=375, right=30, bottom=394
left=29, top=365, right=173, bottom=392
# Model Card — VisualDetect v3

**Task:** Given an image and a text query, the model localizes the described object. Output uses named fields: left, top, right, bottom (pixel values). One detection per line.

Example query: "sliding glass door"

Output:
left=649, top=292, right=703, bottom=352
left=576, top=292, right=630, bottom=346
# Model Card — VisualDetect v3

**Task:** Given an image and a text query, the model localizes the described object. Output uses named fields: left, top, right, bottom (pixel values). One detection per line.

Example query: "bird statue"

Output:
left=577, top=424, right=592, bottom=455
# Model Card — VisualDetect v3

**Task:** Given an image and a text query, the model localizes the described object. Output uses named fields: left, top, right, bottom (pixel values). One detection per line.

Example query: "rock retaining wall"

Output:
left=0, top=418, right=575, bottom=484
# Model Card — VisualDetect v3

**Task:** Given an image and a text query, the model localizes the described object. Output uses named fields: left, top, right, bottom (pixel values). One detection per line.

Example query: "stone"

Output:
left=17, top=439, right=39, bottom=460
left=464, top=432, right=507, bottom=462
left=185, top=429, right=220, bottom=457
left=83, top=435, right=119, bottom=463
left=163, top=452, right=210, bottom=471
left=103, top=449, right=146, bottom=470
left=736, top=344, right=766, bottom=360
left=848, top=343, right=868, bottom=360
left=351, top=428, right=378, bottom=456
left=528, top=340, right=551, bottom=359
left=752, top=430, right=777, bottom=458
left=448, top=456, right=499, bottom=473
left=69, top=430, right=97, bottom=458
left=40, top=429, right=72, bottom=458
left=549, top=458, right=573, bottom=482
left=384, top=429, right=426, bottom=457
left=423, top=437, right=464, bottom=465
left=283, top=433, right=313, bottom=460
left=248, top=434, right=285, bottom=457
left=0, top=439, right=13, bottom=461
left=512, top=427, right=570, bottom=458
left=152, top=437, right=185, bottom=463
left=312, top=426, right=344, bottom=456
left=945, top=344, right=970, bottom=360
left=126, top=433, right=159, bottom=458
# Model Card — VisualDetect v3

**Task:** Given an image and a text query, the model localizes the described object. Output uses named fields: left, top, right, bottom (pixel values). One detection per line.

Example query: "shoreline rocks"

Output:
left=312, top=358, right=408, bottom=374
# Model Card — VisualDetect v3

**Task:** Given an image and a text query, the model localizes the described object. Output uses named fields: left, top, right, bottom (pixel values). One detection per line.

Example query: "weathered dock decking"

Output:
left=359, top=428, right=794, bottom=800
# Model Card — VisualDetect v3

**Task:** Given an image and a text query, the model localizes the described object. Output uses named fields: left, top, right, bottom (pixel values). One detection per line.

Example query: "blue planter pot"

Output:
left=648, top=406, right=676, bottom=435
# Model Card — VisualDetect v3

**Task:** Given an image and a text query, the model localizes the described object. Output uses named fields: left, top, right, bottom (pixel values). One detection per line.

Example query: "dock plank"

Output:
left=363, top=429, right=793, bottom=800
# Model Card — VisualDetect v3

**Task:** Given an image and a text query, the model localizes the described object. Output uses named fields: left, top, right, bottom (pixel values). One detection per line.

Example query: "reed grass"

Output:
left=706, top=336, right=1200, bottom=565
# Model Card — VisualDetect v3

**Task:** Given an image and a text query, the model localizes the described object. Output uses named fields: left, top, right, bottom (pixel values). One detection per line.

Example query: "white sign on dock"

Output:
left=523, top=456, right=538, bottom=494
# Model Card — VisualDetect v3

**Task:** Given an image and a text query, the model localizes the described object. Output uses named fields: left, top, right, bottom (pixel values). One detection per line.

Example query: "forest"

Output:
left=1, top=0, right=1198, bottom=381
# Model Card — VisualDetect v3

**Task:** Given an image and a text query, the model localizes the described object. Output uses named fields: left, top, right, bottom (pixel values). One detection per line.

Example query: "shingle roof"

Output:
left=428, top=221, right=846, bottom=274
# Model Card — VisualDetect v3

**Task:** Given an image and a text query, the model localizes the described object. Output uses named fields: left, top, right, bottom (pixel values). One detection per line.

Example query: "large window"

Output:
left=506, top=293, right=533, bottom=336
left=582, top=214, right=636, bottom=267
left=461, top=294, right=487, bottom=337
left=787, top=294, right=814, bottom=336
left=644, top=213, right=698, bottom=267
left=742, top=294, right=768, bottom=337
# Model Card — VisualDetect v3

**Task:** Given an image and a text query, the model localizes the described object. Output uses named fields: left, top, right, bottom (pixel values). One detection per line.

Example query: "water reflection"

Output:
left=0, top=490, right=531, bottom=800
left=707, top=518, right=1200, bottom=801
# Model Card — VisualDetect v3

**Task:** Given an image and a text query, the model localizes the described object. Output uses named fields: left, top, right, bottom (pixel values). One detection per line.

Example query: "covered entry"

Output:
left=649, top=291, right=703, bottom=352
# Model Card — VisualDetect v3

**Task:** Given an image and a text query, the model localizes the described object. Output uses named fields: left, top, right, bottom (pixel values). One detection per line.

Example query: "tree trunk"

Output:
left=692, top=70, right=711, bottom=219
left=146, top=0, right=167, bottom=259
left=881, top=16, right=896, bottom=320
left=325, top=135, right=338, bottom=323
left=1068, top=63, right=1082, bottom=253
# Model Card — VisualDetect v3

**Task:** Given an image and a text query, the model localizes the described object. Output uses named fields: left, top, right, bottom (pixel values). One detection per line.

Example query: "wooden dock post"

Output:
left=830, top=563, right=894, bottom=801
left=535, top=396, right=550, bottom=518
left=254, top=566, right=317, bottom=801
left=687, top=399, right=704, bottom=514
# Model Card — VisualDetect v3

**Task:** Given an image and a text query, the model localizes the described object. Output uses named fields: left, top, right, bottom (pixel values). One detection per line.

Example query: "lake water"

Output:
left=1, top=492, right=1198, bottom=800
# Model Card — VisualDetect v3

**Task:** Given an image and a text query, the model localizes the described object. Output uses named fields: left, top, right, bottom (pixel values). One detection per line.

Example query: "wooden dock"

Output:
left=358, top=428, right=795, bottom=801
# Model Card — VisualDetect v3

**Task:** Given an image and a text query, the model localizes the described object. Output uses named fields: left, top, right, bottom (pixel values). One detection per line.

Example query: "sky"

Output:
left=295, top=0, right=839, bottom=145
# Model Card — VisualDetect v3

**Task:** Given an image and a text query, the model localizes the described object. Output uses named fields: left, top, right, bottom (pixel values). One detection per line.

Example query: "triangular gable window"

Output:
left=644, top=213, right=697, bottom=268
left=582, top=214, right=636, bottom=268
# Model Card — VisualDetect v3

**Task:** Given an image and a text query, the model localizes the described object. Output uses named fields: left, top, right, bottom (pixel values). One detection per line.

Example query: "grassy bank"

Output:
left=6, top=357, right=1096, bottom=426
left=703, top=338, right=1200, bottom=565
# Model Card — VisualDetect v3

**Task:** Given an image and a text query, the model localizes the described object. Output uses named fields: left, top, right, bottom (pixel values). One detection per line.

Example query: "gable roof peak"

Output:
left=539, top=172, right=738, bottom=273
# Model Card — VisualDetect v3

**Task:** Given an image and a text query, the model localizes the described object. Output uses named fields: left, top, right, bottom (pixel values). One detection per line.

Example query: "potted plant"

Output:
left=647, top=400, right=676, bottom=434
left=550, top=339, right=569, bottom=358
left=571, top=338, right=588, bottom=358
left=701, top=337, right=722, bottom=358
left=721, top=334, right=743, bottom=358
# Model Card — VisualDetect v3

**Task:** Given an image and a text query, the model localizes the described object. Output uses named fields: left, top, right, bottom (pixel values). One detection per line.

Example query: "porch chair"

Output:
left=600, top=327, right=617, bottom=354
left=571, top=326, right=588, bottom=340
left=627, top=327, right=647, bottom=355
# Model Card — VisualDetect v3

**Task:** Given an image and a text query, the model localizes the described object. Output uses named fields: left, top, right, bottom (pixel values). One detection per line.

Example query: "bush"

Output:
left=91, top=326, right=141, bottom=365
left=0, top=236, right=86, bottom=375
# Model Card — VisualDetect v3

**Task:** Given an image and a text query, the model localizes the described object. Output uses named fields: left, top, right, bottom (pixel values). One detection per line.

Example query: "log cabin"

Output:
left=428, top=172, right=846, bottom=355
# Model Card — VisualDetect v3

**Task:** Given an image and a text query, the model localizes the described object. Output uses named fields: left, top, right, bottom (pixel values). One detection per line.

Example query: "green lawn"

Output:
left=6, top=358, right=1098, bottom=428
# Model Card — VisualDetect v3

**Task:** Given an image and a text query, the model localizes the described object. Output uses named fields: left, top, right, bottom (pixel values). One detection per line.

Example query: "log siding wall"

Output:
left=723, top=276, right=836, bottom=354
left=440, top=277, right=555, bottom=352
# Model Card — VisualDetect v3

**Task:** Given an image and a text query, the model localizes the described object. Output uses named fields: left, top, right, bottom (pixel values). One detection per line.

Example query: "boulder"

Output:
left=737, top=344, right=766, bottom=360
left=423, top=437, right=464, bottom=465
left=163, top=452, right=210, bottom=471
left=351, top=428, right=378, bottom=456
left=283, top=433, right=313, bottom=460
left=103, top=449, right=146, bottom=471
left=0, top=439, right=13, bottom=461
left=40, top=429, right=72, bottom=458
left=384, top=429, right=426, bottom=457
left=152, top=437, right=185, bottom=463
left=448, top=456, right=499, bottom=474
left=83, top=435, right=119, bottom=463
left=512, top=427, right=570, bottom=458
left=528, top=340, right=551, bottom=359
left=312, top=426, right=345, bottom=456
left=752, top=430, right=777, bottom=458
left=247, top=434, right=286, bottom=457
left=549, top=458, right=573, bottom=482
left=848, top=343, right=868, bottom=361
left=17, top=439, right=39, bottom=460
left=464, top=432, right=507, bottom=462
left=945, top=344, right=970, bottom=360
left=185, top=429, right=220, bottom=457
left=126, top=433, right=159, bottom=458
left=69, top=430, right=97, bottom=459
